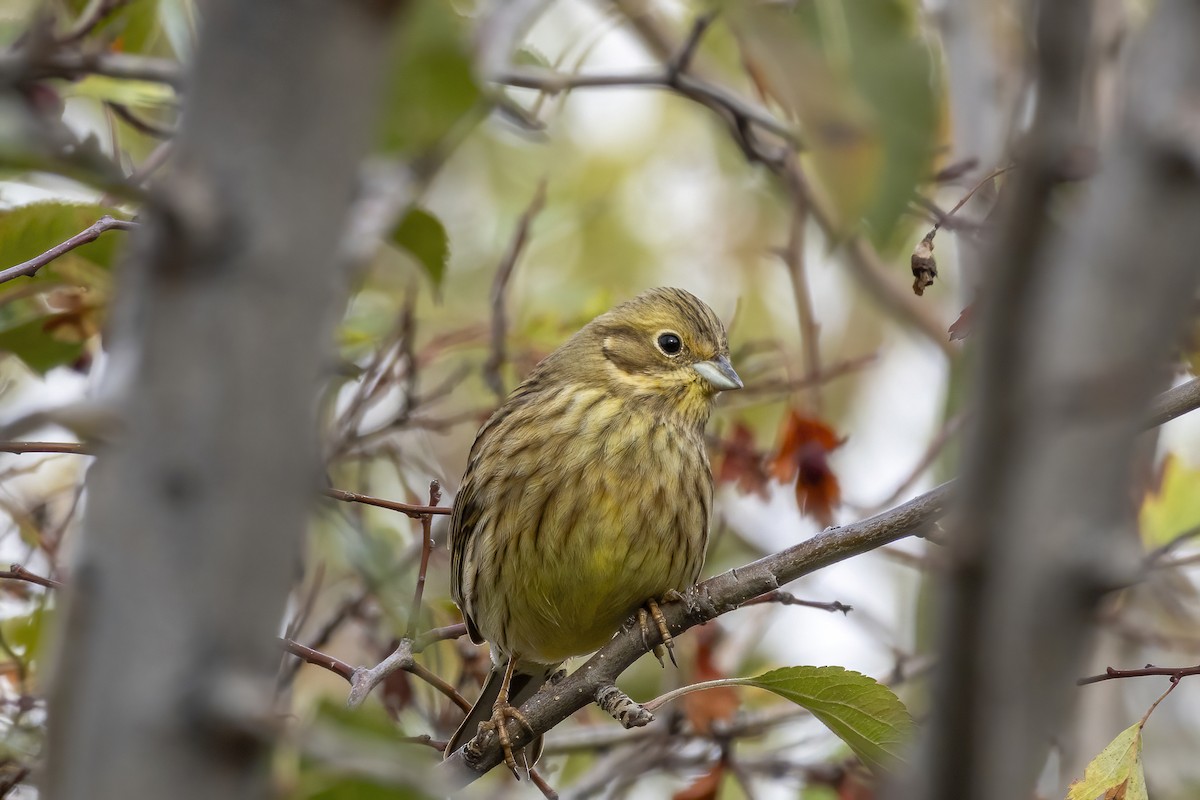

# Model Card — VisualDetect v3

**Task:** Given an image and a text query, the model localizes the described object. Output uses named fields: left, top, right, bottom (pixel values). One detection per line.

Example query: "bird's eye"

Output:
left=656, top=332, right=683, bottom=355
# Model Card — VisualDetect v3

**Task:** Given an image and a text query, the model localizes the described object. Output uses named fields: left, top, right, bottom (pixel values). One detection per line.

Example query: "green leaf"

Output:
left=0, top=600, right=52, bottom=676
left=63, top=0, right=162, bottom=55
left=1141, top=455, right=1200, bottom=550
left=311, top=697, right=399, bottom=742
left=842, top=0, right=939, bottom=249
left=732, top=666, right=915, bottom=773
left=1066, top=722, right=1148, bottom=800
left=376, top=3, right=481, bottom=154
left=390, top=208, right=448, bottom=288
left=732, top=0, right=938, bottom=250
left=0, top=314, right=86, bottom=374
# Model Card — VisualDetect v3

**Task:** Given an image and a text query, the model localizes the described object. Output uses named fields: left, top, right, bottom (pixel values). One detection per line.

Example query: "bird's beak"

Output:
left=693, top=355, right=743, bottom=392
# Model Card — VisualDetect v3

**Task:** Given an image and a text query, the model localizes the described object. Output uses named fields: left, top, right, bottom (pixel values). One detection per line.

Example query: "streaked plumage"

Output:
left=446, top=287, right=741, bottom=765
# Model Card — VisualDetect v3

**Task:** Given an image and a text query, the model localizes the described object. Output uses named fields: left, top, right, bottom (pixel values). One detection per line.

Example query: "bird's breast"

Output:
left=465, top=387, right=712, bottom=664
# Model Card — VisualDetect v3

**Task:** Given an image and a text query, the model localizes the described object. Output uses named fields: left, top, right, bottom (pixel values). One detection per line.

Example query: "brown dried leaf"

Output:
left=716, top=423, right=771, bottom=499
left=771, top=411, right=845, bottom=527
left=911, top=231, right=937, bottom=296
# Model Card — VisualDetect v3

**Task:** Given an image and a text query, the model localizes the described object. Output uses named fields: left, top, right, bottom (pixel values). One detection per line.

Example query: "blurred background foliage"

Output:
left=0, top=0, right=1198, bottom=798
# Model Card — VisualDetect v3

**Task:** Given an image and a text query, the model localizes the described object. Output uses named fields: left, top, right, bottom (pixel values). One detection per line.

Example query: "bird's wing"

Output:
left=449, top=453, right=487, bottom=645
left=449, top=379, right=544, bottom=646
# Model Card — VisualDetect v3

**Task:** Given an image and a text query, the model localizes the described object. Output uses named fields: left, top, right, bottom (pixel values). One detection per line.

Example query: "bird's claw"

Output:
left=638, top=597, right=677, bottom=668
left=479, top=698, right=535, bottom=777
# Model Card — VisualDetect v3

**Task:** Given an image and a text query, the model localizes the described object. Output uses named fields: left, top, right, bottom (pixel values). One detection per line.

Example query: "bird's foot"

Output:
left=479, top=696, right=535, bottom=777
left=638, top=597, right=677, bottom=668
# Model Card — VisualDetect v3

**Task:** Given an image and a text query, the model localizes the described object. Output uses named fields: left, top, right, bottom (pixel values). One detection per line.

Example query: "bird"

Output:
left=445, top=287, right=742, bottom=772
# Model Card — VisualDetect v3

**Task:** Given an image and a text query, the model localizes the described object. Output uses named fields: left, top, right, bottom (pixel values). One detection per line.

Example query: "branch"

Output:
left=321, top=487, right=451, bottom=518
left=346, top=636, right=470, bottom=714
left=0, top=441, right=88, bottom=455
left=56, top=0, right=136, bottom=45
left=740, top=591, right=851, bottom=614
left=405, top=481, right=442, bottom=639
left=1146, top=377, right=1200, bottom=429
left=0, top=49, right=183, bottom=87
left=0, top=446, right=452, bottom=518
left=439, top=481, right=953, bottom=787
left=279, top=638, right=355, bottom=682
left=1078, top=663, right=1200, bottom=686
left=106, top=102, right=176, bottom=139
left=439, top=373, right=1200, bottom=787
left=779, top=170, right=823, bottom=412
left=0, top=216, right=136, bottom=286
left=0, top=563, right=63, bottom=589
left=482, top=179, right=546, bottom=398
left=494, top=66, right=798, bottom=144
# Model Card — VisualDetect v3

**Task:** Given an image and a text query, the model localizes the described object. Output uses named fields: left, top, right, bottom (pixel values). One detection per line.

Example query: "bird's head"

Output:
left=546, top=287, right=742, bottom=422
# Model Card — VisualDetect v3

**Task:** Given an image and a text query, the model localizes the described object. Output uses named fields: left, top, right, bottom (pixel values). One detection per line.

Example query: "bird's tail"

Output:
left=445, top=659, right=555, bottom=767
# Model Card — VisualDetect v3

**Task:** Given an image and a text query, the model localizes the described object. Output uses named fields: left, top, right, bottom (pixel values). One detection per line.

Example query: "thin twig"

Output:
left=529, top=767, right=560, bottom=800
left=740, top=591, right=852, bottom=614
left=780, top=167, right=822, bottom=412
left=399, top=734, right=447, bottom=752
left=284, top=635, right=471, bottom=714
left=284, top=562, right=325, bottom=641
left=127, top=141, right=172, bottom=186
left=0, top=49, right=183, bottom=87
left=413, top=622, right=468, bottom=652
left=1146, top=377, right=1200, bottom=428
left=106, top=102, right=176, bottom=139
left=668, top=13, right=717, bottom=78
left=865, top=412, right=966, bottom=514
left=483, top=179, right=547, bottom=398
left=734, top=352, right=878, bottom=399
left=277, top=590, right=368, bottom=688
left=1138, top=677, right=1181, bottom=727
left=404, top=659, right=471, bottom=714
left=406, top=480, right=442, bottom=639
left=279, top=638, right=356, bottom=682
left=928, top=165, right=1013, bottom=237
left=0, top=441, right=88, bottom=455
left=56, top=0, right=135, bottom=44
left=1077, top=663, right=1200, bottom=686
left=0, top=564, right=63, bottom=589
left=0, top=216, right=136, bottom=286
left=0, top=764, right=30, bottom=797
left=494, top=67, right=797, bottom=144
left=322, top=487, right=451, bottom=518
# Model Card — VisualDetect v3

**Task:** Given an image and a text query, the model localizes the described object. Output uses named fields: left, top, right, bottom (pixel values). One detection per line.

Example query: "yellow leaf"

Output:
left=63, top=75, right=176, bottom=108
left=1066, top=722, right=1147, bottom=800
left=1140, top=455, right=1200, bottom=550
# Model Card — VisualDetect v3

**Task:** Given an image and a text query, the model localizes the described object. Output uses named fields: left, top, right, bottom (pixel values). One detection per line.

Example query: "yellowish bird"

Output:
left=445, top=287, right=741, bottom=770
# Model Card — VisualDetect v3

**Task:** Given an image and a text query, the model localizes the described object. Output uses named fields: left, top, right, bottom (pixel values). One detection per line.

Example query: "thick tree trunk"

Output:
left=907, top=1, right=1200, bottom=798
left=44, top=2, right=401, bottom=798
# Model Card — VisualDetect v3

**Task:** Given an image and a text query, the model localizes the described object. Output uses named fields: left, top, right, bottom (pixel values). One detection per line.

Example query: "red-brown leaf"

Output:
left=771, top=411, right=845, bottom=527
left=716, top=423, right=771, bottom=498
